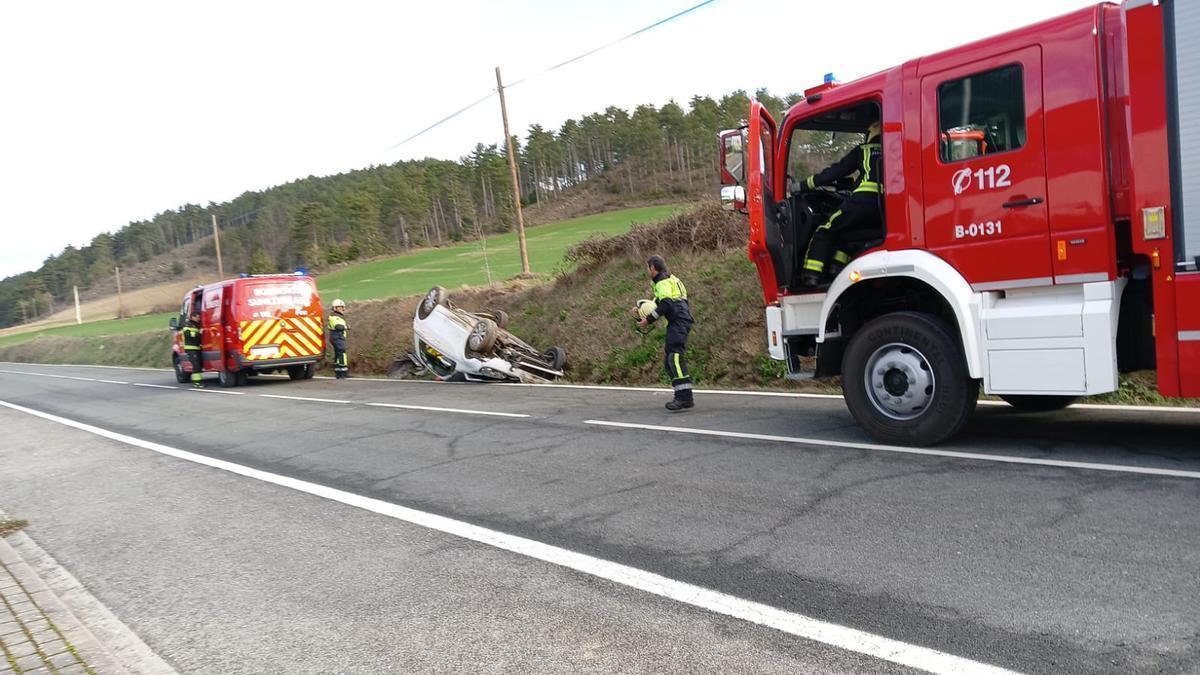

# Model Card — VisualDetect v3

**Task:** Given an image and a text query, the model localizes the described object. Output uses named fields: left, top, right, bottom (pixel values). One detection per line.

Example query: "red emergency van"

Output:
left=170, top=273, right=325, bottom=386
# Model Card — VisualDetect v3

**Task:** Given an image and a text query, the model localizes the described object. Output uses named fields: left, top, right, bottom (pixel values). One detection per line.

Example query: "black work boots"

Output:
left=665, top=399, right=694, bottom=412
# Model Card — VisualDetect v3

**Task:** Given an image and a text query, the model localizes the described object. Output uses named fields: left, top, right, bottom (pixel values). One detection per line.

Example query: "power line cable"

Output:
left=506, top=0, right=721, bottom=89
left=383, top=0, right=722, bottom=152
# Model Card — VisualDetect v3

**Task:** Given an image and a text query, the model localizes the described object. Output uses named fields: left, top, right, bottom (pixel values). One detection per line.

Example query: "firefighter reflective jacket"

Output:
left=804, top=137, right=883, bottom=194
left=328, top=313, right=348, bottom=348
left=649, top=273, right=693, bottom=325
left=182, top=323, right=202, bottom=351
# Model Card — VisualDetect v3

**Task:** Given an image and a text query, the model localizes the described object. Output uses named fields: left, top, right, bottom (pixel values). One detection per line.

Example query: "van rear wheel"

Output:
left=287, top=364, right=314, bottom=380
left=842, top=312, right=978, bottom=446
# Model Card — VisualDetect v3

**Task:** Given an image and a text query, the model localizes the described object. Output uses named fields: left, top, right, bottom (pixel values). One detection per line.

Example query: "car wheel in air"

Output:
left=173, top=357, right=189, bottom=383
left=466, top=319, right=499, bottom=355
left=544, top=346, right=566, bottom=370
left=418, top=286, right=448, bottom=320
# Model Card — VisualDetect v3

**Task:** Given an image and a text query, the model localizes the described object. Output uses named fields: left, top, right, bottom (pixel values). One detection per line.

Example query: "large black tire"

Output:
left=842, top=312, right=979, bottom=446
left=544, top=346, right=566, bottom=370
left=418, top=286, right=448, bottom=320
left=173, top=357, right=189, bottom=383
left=491, top=310, right=510, bottom=329
left=287, top=364, right=313, bottom=380
left=218, top=369, right=244, bottom=388
left=466, top=319, right=499, bottom=355
left=999, top=394, right=1078, bottom=412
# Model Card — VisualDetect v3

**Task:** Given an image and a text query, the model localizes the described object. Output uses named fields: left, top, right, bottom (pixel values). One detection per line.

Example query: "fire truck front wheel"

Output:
left=842, top=312, right=978, bottom=446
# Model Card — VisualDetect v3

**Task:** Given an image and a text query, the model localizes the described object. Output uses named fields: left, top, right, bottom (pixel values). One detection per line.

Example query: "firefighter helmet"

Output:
left=331, top=298, right=346, bottom=310
left=636, top=299, right=657, bottom=320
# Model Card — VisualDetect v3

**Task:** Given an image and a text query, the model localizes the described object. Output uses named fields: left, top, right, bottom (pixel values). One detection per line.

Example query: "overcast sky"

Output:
left=0, top=0, right=1095, bottom=280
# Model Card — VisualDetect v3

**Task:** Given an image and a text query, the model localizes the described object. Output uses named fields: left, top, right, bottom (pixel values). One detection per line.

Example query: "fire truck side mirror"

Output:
left=168, top=317, right=179, bottom=331
left=718, top=129, right=746, bottom=186
left=720, top=185, right=747, bottom=213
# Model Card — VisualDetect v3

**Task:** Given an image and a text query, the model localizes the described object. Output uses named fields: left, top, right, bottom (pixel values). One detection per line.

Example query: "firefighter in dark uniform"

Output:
left=328, top=298, right=349, bottom=379
left=634, top=255, right=695, bottom=411
left=799, top=121, right=883, bottom=287
left=182, top=310, right=204, bottom=388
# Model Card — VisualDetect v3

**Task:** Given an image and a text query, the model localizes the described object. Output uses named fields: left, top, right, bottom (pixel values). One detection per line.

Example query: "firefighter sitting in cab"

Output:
left=798, top=119, right=883, bottom=287
left=182, top=310, right=203, bottom=388
left=328, top=298, right=349, bottom=379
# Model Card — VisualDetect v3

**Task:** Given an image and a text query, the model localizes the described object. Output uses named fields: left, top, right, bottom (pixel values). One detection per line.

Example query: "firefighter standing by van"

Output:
left=182, top=310, right=204, bottom=388
left=798, top=121, right=884, bottom=287
left=328, top=299, right=350, bottom=379
left=633, top=255, right=694, bottom=411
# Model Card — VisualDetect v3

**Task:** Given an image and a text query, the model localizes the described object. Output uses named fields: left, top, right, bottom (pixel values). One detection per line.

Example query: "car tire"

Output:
left=842, top=312, right=978, bottom=446
left=418, top=286, right=448, bottom=320
left=287, top=364, right=312, bottom=380
left=173, top=357, right=189, bottom=383
left=491, top=310, right=510, bottom=329
left=544, top=346, right=566, bottom=370
left=466, top=319, right=499, bottom=355
left=999, top=394, right=1077, bottom=412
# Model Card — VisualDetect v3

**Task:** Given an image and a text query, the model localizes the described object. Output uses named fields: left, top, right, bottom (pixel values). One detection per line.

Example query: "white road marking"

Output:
left=585, top=420, right=1200, bottom=480
left=132, top=383, right=178, bottom=390
left=366, top=402, right=529, bottom=418
left=0, top=399, right=1017, bottom=675
left=258, top=394, right=351, bottom=404
left=97, top=379, right=128, bottom=385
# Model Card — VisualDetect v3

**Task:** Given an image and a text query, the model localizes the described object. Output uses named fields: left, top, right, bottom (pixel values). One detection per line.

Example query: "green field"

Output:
left=316, top=205, right=685, bottom=302
left=0, top=205, right=686, bottom=350
left=0, top=312, right=174, bottom=349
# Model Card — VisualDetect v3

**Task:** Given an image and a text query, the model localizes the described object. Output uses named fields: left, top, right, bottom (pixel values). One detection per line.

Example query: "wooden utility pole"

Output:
left=114, top=266, right=126, bottom=319
left=73, top=285, right=81, bottom=325
left=495, top=66, right=531, bottom=275
left=211, top=214, right=224, bottom=279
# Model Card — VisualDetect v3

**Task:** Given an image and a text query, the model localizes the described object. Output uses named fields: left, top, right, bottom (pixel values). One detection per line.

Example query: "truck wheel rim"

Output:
left=864, top=342, right=935, bottom=421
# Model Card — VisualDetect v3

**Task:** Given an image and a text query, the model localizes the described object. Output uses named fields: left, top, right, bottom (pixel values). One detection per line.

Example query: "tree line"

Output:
left=0, top=89, right=799, bottom=328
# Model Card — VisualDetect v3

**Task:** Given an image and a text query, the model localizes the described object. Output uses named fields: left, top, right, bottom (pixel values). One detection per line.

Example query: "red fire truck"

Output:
left=719, top=0, right=1198, bottom=445
left=170, top=273, right=325, bottom=387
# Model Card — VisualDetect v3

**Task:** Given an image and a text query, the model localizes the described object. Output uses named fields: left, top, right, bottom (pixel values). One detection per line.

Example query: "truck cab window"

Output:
left=937, top=64, right=1026, bottom=162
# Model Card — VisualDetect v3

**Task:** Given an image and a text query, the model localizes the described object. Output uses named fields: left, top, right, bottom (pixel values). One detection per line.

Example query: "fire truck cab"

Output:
left=719, top=0, right=1199, bottom=445
left=170, top=273, right=325, bottom=387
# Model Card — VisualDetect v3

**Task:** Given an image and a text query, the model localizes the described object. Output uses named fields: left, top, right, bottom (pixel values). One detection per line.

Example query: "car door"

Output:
left=201, top=286, right=224, bottom=371
left=921, top=47, right=1052, bottom=288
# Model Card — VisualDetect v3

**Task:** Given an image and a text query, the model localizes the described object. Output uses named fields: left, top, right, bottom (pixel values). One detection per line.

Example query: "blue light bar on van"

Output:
left=294, top=269, right=307, bottom=276
left=824, top=72, right=836, bottom=84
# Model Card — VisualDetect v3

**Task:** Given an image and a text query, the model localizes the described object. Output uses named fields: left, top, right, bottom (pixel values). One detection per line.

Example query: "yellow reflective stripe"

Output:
left=673, top=353, right=684, bottom=379
left=854, top=181, right=881, bottom=193
left=804, top=259, right=825, bottom=272
left=862, top=145, right=870, bottom=176
left=806, top=175, right=816, bottom=190
left=833, top=251, right=852, bottom=264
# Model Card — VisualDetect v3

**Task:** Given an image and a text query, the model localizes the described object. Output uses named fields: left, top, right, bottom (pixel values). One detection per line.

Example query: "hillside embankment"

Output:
left=0, top=203, right=1191, bottom=405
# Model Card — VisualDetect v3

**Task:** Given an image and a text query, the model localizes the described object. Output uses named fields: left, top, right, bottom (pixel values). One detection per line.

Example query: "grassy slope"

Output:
left=316, top=205, right=685, bottom=302
left=0, top=313, right=174, bottom=350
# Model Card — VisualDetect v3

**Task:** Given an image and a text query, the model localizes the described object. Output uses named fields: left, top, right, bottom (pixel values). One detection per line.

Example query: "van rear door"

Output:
left=235, top=278, right=324, bottom=364
left=201, top=286, right=225, bottom=372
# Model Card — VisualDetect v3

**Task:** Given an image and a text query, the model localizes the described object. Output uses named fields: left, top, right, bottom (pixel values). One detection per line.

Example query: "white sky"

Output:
left=0, top=0, right=1096, bottom=280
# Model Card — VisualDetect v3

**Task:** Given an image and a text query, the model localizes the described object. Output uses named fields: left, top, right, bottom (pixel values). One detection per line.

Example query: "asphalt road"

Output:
left=0, top=363, right=1197, bottom=674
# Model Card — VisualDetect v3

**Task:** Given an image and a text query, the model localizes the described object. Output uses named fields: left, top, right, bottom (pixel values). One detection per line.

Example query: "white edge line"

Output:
left=4, top=362, right=1198, bottom=415
left=0, top=399, right=1016, bottom=675
left=97, top=380, right=128, bottom=385
left=584, top=420, right=1200, bottom=480
left=365, top=402, right=528, bottom=418
left=190, top=388, right=244, bottom=396
left=258, top=394, right=351, bottom=404
left=131, top=383, right=178, bottom=390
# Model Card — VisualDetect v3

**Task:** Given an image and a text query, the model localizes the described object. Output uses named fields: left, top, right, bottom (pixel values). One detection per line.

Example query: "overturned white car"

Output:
left=411, top=286, right=566, bottom=383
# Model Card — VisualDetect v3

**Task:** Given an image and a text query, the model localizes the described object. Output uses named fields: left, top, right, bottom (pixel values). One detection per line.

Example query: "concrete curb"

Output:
left=0, top=531, right=175, bottom=675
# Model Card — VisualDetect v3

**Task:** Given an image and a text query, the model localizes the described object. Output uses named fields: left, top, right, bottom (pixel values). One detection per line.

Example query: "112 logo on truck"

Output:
left=951, top=164, right=1013, bottom=195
